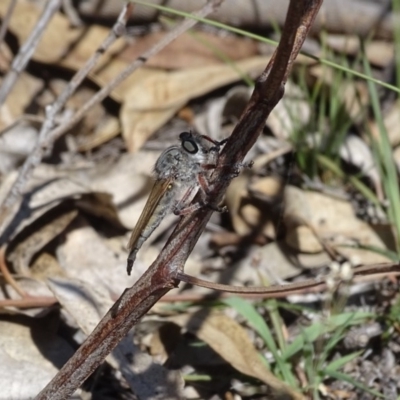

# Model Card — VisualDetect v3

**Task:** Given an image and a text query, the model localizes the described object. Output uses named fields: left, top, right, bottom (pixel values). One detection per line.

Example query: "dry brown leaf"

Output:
left=0, top=73, right=43, bottom=131
left=7, top=210, right=78, bottom=275
left=0, top=0, right=138, bottom=102
left=0, top=0, right=82, bottom=64
left=370, top=100, right=400, bottom=147
left=303, top=190, right=393, bottom=264
left=76, top=116, right=121, bottom=151
left=170, top=310, right=305, bottom=400
left=122, top=106, right=182, bottom=153
left=226, top=174, right=282, bottom=238
left=283, top=185, right=322, bottom=253
left=121, top=56, right=269, bottom=152
left=326, top=35, right=394, bottom=67
left=286, top=225, right=323, bottom=253
left=30, top=252, right=65, bottom=281
left=120, top=31, right=258, bottom=69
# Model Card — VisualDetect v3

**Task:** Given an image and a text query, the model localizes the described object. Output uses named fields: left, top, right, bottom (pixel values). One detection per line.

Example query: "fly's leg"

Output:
left=216, top=160, right=254, bottom=179
left=174, top=173, right=227, bottom=216
left=201, top=135, right=229, bottom=151
left=174, top=200, right=227, bottom=216
left=173, top=185, right=198, bottom=216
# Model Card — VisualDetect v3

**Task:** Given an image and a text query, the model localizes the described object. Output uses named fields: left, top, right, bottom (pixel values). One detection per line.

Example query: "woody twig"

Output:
left=35, top=1, right=322, bottom=400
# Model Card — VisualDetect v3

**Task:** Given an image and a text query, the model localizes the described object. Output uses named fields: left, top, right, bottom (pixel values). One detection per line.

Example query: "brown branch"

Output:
left=33, top=1, right=225, bottom=399
left=0, top=245, right=27, bottom=298
left=36, top=1, right=321, bottom=399
left=35, top=1, right=321, bottom=399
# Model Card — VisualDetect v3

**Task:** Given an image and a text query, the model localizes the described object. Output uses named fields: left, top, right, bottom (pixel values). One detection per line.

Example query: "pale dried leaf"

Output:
left=78, top=0, right=393, bottom=40
left=226, top=174, right=282, bottom=238
left=0, top=0, right=82, bottom=63
left=7, top=210, right=78, bottom=275
left=0, top=123, right=38, bottom=174
left=326, top=34, right=394, bottom=67
left=120, top=31, right=258, bottom=69
left=283, top=185, right=320, bottom=252
left=286, top=225, right=323, bottom=253
left=195, top=86, right=252, bottom=138
left=266, top=81, right=310, bottom=139
left=305, top=191, right=392, bottom=264
left=0, top=317, right=74, bottom=398
left=0, top=73, right=42, bottom=130
left=76, top=116, right=121, bottom=151
left=370, top=100, right=400, bottom=147
left=56, top=222, right=132, bottom=293
left=121, top=57, right=269, bottom=152
left=339, top=134, right=382, bottom=198
left=0, top=166, right=91, bottom=243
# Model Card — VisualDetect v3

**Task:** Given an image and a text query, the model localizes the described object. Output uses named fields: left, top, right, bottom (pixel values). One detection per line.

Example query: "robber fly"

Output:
left=126, top=131, right=227, bottom=275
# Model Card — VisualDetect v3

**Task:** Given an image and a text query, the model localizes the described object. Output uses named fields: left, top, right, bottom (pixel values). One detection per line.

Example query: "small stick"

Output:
left=177, top=263, right=400, bottom=298
left=61, top=0, right=83, bottom=27
left=0, top=296, right=57, bottom=309
left=0, top=0, right=62, bottom=106
left=35, top=2, right=320, bottom=400
left=0, top=245, right=27, bottom=298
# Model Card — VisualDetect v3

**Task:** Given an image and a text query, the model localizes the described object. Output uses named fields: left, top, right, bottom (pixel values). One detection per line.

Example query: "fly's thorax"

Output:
left=154, top=146, right=183, bottom=180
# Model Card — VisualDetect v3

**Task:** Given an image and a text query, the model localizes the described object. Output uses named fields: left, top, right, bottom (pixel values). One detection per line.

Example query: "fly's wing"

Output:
left=127, top=178, right=174, bottom=274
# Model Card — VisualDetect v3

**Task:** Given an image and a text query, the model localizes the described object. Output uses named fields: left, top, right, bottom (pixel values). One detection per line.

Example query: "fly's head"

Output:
left=179, top=131, right=210, bottom=165
left=153, top=131, right=223, bottom=182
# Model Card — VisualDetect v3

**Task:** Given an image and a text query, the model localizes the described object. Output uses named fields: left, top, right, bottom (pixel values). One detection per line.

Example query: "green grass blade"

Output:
left=222, top=297, right=296, bottom=386
left=325, top=370, right=384, bottom=398
left=131, top=0, right=400, bottom=95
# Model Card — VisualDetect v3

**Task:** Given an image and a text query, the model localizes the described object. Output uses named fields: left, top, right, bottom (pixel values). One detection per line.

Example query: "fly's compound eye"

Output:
left=180, top=131, right=198, bottom=154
